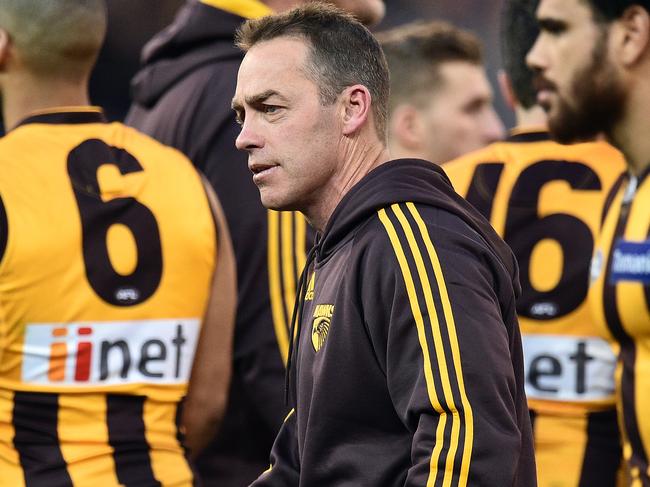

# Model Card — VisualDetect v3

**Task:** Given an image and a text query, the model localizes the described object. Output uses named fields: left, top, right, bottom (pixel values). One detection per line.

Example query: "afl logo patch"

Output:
left=311, top=304, right=334, bottom=352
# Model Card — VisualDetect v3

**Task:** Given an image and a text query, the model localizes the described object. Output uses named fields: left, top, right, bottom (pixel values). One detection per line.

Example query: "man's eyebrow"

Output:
left=232, top=90, right=288, bottom=110
left=537, top=17, right=567, bottom=32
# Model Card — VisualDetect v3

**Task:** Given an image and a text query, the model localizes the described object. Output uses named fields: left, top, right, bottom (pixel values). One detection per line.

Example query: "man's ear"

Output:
left=389, top=104, right=423, bottom=151
left=0, top=29, right=10, bottom=71
left=340, top=84, right=372, bottom=136
left=615, top=5, right=650, bottom=67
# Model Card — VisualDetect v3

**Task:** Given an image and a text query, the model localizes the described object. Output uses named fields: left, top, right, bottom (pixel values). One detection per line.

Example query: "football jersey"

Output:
left=445, top=129, right=627, bottom=486
left=0, top=108, right=216, bottom=486
left=589, top=167, right=650, bottom=485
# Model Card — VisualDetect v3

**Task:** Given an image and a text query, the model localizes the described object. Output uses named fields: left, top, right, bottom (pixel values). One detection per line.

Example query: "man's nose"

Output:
left=526, top=36, right=546, bottom=72
left=235, top=118, right=263, bottom=152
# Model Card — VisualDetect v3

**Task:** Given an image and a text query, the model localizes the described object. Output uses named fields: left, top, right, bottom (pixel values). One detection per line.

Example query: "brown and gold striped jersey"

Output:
left=445, top=129, right=627, bottom=487
left=589, top=167, right=650, bottom=485
left=0, top=108, right=216, bottom=486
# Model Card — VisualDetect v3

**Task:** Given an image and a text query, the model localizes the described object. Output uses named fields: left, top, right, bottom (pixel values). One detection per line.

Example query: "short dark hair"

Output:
left=583, top=0, right=650, bottom=21
left=377, top=21, right=483, bottom=114
left=501, top=0, right=539, bottom=109
left=0, top=0, right=106, bottom=79
left=236, top=2, right=390, bottom=139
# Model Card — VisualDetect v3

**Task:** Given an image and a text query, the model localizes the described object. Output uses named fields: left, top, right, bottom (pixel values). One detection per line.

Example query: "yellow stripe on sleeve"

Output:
left=391, top=204, right=463, bottom=487
left=378, top=208, right=448, bottom=487
left=268, top=210, right=289, bottom=365
left=406, top=202, right=475, bottom=486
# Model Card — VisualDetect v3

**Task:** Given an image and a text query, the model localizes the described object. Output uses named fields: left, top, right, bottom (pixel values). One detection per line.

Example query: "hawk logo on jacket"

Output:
left=312, top=304, right=334, bottom=352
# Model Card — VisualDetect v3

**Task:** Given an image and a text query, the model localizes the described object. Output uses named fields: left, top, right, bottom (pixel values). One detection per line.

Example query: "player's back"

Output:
left=0, top=108, right=216, bottom=486
left=445, top=129, right=627, bottom=486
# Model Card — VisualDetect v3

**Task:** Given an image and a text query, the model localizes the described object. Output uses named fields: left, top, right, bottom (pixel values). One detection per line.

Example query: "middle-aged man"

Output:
left=232, top=4, right=536, bottom=486
left=127, top=0, right=384, bottom=484
left=0, top=0, right=236, bottom=485
left=527, top=0, right=650, bottom=484
left=446, top=1, right=627, bottom=485
left=378, top=20, right=505, bottom=165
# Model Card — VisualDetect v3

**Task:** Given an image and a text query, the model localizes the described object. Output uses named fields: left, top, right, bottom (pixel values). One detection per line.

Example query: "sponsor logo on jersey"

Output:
left=305, top=271, right=316, bottom=302
left=609, top=239, right=650, bottom=284
left=523, top=334, right=616, bottom=402
left=312, top=304, right=334, bottom=352
left=22, top=319, right=200, bottom=386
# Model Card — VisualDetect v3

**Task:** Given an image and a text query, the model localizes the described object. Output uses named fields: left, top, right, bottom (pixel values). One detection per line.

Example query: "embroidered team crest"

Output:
left=311, top=304, right=334, bottom=352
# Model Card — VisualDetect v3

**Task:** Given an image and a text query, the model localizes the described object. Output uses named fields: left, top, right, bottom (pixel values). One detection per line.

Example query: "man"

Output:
left=445, top=1, right=627, bottom=485
left=127, top=0, right=384, bottom=484
left=0, top=1, right=236, bottom=485
left=378, top=20, right=505, bottom=165
left=232, top=4, right=536, bottom=485
left=526, top=0, right=650, bottom=484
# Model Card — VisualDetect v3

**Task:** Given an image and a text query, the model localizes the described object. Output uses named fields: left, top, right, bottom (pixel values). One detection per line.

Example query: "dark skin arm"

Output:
left=182, top=177, right=237, bottom=457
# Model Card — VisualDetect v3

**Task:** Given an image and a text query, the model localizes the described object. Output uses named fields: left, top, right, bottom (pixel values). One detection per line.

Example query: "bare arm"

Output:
left=182, top=177, right=237, bottom=457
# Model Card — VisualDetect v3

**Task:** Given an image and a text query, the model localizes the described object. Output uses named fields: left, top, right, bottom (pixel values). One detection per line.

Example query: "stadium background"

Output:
left=90, top=0, right=512, bottom=128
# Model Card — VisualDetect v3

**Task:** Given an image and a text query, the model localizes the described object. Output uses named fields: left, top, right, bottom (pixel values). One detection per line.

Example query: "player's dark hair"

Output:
left=501, top=0, right=539, bottom=109
left=377, top=20, right=483, bottom=114
left=236, top=2, right=390, bottom=139
left=584, top=0, right=650, bottom=21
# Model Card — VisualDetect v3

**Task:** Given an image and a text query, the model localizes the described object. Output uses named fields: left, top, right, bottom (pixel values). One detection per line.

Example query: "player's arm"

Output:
left=182, top=177, right=237, bottom=457
left=371, top=203, right=527, bottom=486
left=250, top=408, right=301, bottom=486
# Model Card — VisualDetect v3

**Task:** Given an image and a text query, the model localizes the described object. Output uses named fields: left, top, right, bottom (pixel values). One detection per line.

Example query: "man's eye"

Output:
left=264, top=105, right=279, bottom=115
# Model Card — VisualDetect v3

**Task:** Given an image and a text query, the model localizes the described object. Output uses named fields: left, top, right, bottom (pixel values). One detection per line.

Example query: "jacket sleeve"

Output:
left=249, top=409, right=300, bottom=487
left=367, top=202, right=528, bottom=487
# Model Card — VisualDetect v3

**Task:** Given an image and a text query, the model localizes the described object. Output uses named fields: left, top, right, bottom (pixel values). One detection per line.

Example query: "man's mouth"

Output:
left=533, top=75, right=557, bottom=112
left=249, top=162, right=279, bottom=183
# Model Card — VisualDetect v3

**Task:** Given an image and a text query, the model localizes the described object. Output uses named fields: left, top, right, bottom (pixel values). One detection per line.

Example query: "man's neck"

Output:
left=514, top=104, right=547, bottom=131
left=610, top=82, right=650, bottom=176
left=2, top=74, right=90, bottom=130
left=305, top=137, right=390, bottom=233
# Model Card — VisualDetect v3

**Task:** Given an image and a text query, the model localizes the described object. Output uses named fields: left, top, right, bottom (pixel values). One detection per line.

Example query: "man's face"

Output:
left=328, top=0, right=385, bottom=26
left=233, top=37, right=342, bottom=212
left=419, top=61, right=504, bottom=163
left=526, top=0, right=626, bottom=143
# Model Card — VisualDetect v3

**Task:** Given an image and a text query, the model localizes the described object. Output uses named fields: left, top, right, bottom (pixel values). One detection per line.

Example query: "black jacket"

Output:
left=253, top=159, right=536, bottom=486
left=127, top=2, right=303, bottom=484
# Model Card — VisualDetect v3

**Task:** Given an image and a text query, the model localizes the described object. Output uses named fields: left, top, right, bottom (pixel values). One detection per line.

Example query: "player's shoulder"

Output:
left=109, top=121, right=197, bottom=170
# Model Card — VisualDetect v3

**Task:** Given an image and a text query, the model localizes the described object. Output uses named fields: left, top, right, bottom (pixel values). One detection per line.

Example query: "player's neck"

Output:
left=610, top=85, right=650, bottom=176
left=2, top=73, right=91, bottom=130
left=514, top=104, right=547, bottom=132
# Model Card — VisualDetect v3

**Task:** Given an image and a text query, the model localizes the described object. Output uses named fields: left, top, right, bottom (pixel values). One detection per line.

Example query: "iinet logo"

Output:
left=22, top=319, right=200, bottom=386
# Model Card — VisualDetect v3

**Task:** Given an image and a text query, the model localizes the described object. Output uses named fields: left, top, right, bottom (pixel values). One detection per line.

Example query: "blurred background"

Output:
left=90, top=0, right=512, bottom=128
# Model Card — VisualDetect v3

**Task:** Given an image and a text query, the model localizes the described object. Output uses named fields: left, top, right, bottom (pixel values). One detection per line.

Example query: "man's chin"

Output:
left=548, top=113, right=600, bottom=145
left=259, top=192, right=294, bottom=212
